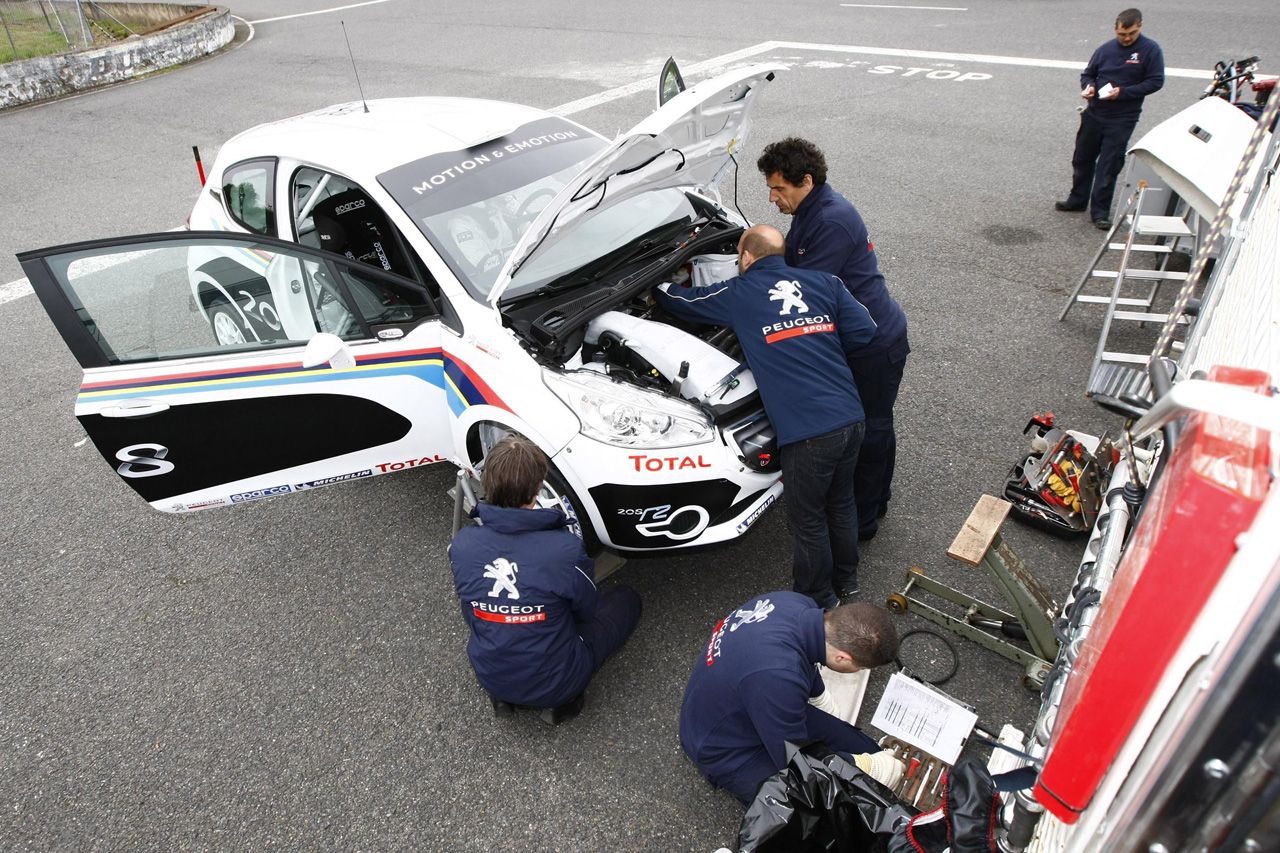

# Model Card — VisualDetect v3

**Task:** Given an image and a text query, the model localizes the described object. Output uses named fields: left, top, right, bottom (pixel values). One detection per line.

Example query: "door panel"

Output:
left=20, top=231, right=451, bottom=512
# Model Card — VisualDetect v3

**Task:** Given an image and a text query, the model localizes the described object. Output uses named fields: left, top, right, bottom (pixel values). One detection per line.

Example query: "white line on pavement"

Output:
left=247, top=0, right=394, bottom=25
left=0, top=278, right=33, bottom=307
left=841, top=4, right=968, bottom=10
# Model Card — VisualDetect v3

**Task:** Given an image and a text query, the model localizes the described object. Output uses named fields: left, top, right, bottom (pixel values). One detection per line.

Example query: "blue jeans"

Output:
left=1066, top=110, right=1140, bottom=220
left=848, top=337, right=908, bottom=537
left=780, top=423, right=866, bottom=608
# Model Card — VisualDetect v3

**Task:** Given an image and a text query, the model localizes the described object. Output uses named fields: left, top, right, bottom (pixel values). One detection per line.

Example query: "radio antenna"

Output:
left=340, top=20, right=370, bottom=113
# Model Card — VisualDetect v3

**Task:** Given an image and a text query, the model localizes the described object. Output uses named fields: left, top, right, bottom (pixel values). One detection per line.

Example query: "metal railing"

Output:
left=0, top=1, right=137, bottom=61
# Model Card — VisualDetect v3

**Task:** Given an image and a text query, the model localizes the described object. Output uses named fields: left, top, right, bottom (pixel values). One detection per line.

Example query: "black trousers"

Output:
left=848, top=336, right=909, bottom=538
left=1066, top=110, right=1140, bottom=221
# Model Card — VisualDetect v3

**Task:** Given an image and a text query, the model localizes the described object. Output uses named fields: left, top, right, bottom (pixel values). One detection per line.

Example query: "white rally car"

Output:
left=18, top=64, right=786, bottom=552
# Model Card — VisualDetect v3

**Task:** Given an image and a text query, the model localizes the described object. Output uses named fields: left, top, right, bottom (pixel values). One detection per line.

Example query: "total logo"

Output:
left=619, top=503, right=711, bottom=541
left=376, top=455, right=446, bottom=473
left=627, top=454, right=712, bottom=472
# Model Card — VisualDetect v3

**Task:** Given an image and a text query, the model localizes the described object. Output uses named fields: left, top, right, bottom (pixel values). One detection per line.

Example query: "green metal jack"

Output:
left=887, top=495, right=1059, bottom=690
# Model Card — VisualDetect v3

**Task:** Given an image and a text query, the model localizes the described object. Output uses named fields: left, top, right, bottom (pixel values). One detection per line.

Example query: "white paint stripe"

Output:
left=769, top=40, right=1215, bottom=79
left=247, top=0, right=393, bottom=25
left=0, top=278, right=34, bottom=306
left=841, top=4, right=968, bottom=10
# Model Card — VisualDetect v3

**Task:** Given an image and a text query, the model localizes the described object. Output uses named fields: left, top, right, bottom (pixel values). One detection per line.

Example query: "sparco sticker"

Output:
left=230, top=485, right=293, bottom=503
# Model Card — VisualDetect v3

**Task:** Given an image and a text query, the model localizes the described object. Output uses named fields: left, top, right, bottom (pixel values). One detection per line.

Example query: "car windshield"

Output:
left=378, top=116, right=609, bottom=301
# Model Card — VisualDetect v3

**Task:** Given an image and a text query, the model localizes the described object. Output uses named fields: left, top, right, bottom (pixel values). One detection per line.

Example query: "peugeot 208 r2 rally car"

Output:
left=18, top=64, right=786, bottom=553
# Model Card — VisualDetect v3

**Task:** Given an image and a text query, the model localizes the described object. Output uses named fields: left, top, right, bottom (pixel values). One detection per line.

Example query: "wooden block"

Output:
left=947, top=496, right=1013, bottom=566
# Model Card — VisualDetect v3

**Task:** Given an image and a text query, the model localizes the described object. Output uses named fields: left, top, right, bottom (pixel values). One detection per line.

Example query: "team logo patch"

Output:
left=768, top=279, right=808, bottom=315
left=484, top=557, right=520, bottom=599
left=729, top=598, right=774, bottom=631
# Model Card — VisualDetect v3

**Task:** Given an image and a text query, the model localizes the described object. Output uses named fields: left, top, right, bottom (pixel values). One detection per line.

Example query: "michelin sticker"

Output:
left=230, top=485, right=293, bottom=503
left=294, top=470, right=373, bottom=491
left=736, top=493, right=777, bottom=533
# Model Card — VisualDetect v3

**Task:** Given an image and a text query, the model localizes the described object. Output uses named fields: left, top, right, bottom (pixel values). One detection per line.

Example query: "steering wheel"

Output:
left=515, top=187, right=557, bottom=224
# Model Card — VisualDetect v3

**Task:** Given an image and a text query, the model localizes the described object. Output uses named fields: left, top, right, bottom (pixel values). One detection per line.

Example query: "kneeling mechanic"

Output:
left=679, top=592, right=905, bottom=804
left=449, top=435, right=642, bottom=718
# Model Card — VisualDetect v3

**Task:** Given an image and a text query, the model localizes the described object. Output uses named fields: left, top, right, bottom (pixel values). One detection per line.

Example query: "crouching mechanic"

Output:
left=680, top=592, right=905, bottom=803
left=655, top=224, right=876, bottom=608
left=449, top=435, right=642, bottom=719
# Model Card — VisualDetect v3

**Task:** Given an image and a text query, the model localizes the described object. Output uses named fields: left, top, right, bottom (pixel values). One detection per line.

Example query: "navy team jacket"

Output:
left=1081, top=34, right=1165, bottom=122
left=679, top=592, right=826, bottom=784
left=655, top=255, right=876, bottom=447
left=449, top=503, right=597, bottom=708
left=786, top=183, right=908, bottom=357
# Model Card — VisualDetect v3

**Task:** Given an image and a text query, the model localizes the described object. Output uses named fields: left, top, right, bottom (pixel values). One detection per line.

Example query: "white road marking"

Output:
left=841, top=4, right=968, bottom=10
left=0, top=40, right=1217, bottom=309
left=0, top=278, right=33, bottom=306
left=247, top=0, right=394, bottom=25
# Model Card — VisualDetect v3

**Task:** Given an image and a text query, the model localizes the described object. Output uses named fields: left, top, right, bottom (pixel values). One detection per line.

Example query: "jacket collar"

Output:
left=749, top=254, right=789, bottom=274
left=474, top=503, right=570, bottom=534
left=793, top=181, right=832, bottom=222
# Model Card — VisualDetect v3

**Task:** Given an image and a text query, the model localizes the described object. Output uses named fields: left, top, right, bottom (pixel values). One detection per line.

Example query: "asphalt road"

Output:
left=4, top=1, right=1279, bottom=849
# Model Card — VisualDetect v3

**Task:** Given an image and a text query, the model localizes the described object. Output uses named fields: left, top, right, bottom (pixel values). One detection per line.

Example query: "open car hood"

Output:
left=487, top=62, right=785, bottom=305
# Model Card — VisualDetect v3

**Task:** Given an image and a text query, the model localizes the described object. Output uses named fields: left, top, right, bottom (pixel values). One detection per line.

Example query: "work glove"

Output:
left=853, top=750, right=906, bottom=790
left=1047, top=460, right=1082, bottom=512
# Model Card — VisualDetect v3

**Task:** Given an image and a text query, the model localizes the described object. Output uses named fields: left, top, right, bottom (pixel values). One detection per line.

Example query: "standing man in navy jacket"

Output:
left=758, top=139, right=909, bottom=542
left=680, top=591, right=904, bottom=804
left=1056, top=8, right=1165, bottom=229
left=449, top=435, right=641, bottom=720
left=655, top=225, right=876, bottom=609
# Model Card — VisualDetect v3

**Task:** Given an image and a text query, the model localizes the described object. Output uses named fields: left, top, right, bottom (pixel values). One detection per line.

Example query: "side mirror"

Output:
left=302, top=332, right=356, bottom=370
left=657, top=56, right=686, bottom=108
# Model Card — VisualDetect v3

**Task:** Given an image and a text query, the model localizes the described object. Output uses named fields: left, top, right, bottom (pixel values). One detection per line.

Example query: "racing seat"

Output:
left=310, top=189, right=413, bottom=279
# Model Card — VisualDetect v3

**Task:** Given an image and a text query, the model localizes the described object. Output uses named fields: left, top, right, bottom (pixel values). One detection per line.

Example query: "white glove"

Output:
left=853, top=750, right=906, bottom=789
left=808, top=688, right=840, bottom=717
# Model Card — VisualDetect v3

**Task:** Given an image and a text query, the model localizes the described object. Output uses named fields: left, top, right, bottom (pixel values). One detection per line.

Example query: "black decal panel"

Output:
left=588, top=480, right=739, bottom=548
left=83, top=394, right=411, bottom=502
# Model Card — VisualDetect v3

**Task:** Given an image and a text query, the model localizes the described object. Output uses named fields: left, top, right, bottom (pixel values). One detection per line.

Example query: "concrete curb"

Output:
left=0, top=4, right=232, bottom=110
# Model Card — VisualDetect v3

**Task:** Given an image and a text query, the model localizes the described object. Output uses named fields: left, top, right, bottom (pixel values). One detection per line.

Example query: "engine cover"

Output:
left=584, top=311, right=758, bottom=407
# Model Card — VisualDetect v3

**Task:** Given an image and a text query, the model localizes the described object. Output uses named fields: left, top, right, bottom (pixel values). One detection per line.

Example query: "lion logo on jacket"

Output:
left=768, top=280, right=808, bottom=315
left=484, top=557, right=520, bottom=599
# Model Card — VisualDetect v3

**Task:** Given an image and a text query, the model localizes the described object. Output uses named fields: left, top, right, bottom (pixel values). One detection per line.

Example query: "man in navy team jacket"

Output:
left=449, top=435, right=641, bottom=717
left=655, top=224, right=876, bottom=608
left=680, top=592, right=903, bottom=804
left=1056, top=8, right=1165, bottom=228
left=758, top=139, right=909, bottom=542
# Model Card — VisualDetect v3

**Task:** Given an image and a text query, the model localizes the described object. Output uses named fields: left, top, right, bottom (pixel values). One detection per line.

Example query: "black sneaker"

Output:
left=1054, top=201, right=1086, bottom=212
left=837, top=586, right=860, bottom=603
left=1094, top=218, right=1113, bottom=230
left=539, top=693, right=585, bottom=725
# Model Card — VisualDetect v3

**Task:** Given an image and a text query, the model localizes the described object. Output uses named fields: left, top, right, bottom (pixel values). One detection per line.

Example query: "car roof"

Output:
left=215, top=97, right=564, bottom=181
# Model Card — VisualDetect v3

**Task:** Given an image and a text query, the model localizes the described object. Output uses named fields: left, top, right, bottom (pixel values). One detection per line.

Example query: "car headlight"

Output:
left=544, top=369, right=713, bottom=448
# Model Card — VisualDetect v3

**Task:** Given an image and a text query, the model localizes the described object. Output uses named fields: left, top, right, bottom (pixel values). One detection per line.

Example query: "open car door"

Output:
left=19, top=231, right=453, bottom=512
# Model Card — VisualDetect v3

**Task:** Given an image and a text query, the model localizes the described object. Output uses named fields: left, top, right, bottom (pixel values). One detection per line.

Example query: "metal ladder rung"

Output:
left=1113, top=310, right=1189, bottom=324
left=1108, top=242, right=1175, bottom=253
left=1100, top=351, right=1152, bottom=364
left=1074, top=295, right=1151, bottom=306
left=1133, top=215, right=1194, bottom=238
left=1090, top=269, right=1188, bottom=282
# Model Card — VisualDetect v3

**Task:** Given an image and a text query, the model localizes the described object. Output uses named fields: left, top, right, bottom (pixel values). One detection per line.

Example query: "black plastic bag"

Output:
left=737, top=741, right=917, bottom=853
left=886, top=757, right=1002, bottom=853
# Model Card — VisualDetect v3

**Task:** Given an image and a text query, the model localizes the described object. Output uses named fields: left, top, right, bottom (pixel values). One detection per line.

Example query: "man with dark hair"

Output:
left=757, top=138, right=909, bottom=545
left=1056, top=8, right=1164, bottom=229
left=449, top=435, right=641, bottom=722
left=654, top=225, right=877, bottom=608
left=680, top=592, right=905, bottom=804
